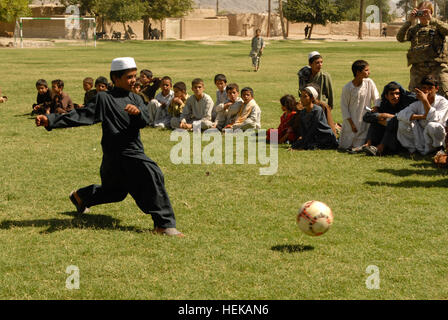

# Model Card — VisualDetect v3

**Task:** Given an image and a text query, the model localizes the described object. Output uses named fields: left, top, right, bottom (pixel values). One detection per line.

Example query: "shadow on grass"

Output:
left=0, top=211, right=149, bottom=234
left=365, top=179, right=448, bottom=188
left=271, top=244, right=314, bottom=253
left=14, top=113, right=34, bottom=119
left=376, top=168, right=448, bottom=177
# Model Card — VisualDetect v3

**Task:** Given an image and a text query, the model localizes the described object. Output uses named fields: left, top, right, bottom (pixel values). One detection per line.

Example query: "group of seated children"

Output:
left=32, top=76, right=109, bottom=115
left=33, top=54, right=448, bottom=157
left=268, top=51, right=448, bottom=156
left=133, top=72, right=261, bottom=132
left=33, top=71, right=262, bottom=133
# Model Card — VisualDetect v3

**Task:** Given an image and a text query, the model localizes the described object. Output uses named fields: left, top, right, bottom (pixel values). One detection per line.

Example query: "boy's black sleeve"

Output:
left=129, top=93, right=150, bottom=129
left=45, top=93, right=103, bottom=131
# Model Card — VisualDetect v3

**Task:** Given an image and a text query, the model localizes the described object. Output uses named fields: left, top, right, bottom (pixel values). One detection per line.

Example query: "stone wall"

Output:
left=228, top=13, right=400, bottom=38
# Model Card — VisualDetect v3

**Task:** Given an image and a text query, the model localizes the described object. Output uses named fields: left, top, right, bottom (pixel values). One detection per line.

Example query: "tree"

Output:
left=61, top=0, right=113, bottom=32
left=0, top=0, right=30, bottom=22
left=141, top=0, right=194, bottom=40
left=335, top=0, right=392, bottom=22
left=106, top=0, right=146, bottom=39
left=282, top=0, right=343, bottom=39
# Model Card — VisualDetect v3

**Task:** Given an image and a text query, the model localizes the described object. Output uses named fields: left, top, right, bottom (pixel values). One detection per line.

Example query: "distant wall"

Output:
left=228, top=13, right=399, bottom=38
left=180, top=17, right=229, bottom=39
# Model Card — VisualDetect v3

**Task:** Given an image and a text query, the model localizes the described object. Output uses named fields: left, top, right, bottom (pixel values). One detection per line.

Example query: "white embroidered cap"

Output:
left=111, top=57, right=137, bottom=71
left=304, top=86, right=318, bottom=100
left=308, top=51, right=321, bottom=60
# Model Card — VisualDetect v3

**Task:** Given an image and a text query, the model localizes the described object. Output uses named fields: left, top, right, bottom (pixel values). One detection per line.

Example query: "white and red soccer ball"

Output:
left=297, top=200, right=334, bottom=236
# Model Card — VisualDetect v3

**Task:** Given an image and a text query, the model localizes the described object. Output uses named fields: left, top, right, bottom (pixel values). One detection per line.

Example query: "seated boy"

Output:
left=214, top=83, right=243, bottom=131
left=177, top=78, right=214, bottom=130
left=50, top=79, right=74, bottom=114
left=397, top=76, right=448, bottom=155
left=290, top=86, right=338, bottom=150
left=95, top=76, right=109, bottom=93
left=140, top=69, right=162, bottom=100
left=224, top=87, right=261, bottom=131
left=212, top=74, right=228, bottom=122
left=362, top=81, right=416, bottom=156
left=32, top=79, right=52, bottom=114
left=83, top=77, right=96, bottom=106
left=168, top=81, right=189, bottom=129
left=132, top=79, right=143, bottom=94
left=149, top=76, right=174, bottom=128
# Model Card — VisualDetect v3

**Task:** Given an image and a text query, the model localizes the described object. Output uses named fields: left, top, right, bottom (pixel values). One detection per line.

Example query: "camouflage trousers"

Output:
left=409, top=62, right=448, bottom=98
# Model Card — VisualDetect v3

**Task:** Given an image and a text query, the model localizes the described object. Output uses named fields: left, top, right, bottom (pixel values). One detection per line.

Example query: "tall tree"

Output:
left=141, top=0, right=194, bottom=40
left=335, top=0, right=392, bottom=22
left=0, top=0, right=30, bottom=22
left=106, top=0, right=146, bottom=38
left=283, top=0, right=343, bottom=39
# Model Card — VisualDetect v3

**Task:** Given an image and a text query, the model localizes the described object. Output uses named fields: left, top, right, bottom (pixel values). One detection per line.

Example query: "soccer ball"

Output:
left=297, top=200, right=334, bottom=236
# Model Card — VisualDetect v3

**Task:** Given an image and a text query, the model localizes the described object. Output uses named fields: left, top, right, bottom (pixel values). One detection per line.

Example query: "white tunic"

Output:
left=339, top=78, right=380, bottom=149
left=397, top=95, right=448, bottom=154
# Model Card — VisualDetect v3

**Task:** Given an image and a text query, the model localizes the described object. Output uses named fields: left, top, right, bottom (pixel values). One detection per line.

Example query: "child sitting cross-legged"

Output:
left=267, top=94, right=298, bottom=143
left=224, top=87, right=261, bottom=131
left=32, top=79, right=52, bottom=115
left=168, top=81, right=189, bottom=130
left=290, top=86, right=338, bottom=150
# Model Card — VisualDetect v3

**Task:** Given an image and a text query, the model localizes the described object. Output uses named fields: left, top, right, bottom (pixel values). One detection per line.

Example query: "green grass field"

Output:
left=1, top=39, right=448, bottom=300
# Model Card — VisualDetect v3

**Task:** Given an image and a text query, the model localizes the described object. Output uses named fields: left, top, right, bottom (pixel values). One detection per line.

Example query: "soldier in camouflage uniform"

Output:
left=397, top=1, right=448, bottom=98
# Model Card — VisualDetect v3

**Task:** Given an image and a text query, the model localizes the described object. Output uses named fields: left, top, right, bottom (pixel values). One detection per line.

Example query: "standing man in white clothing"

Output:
left=339, top=60, right=381, bottom=152
left=397, top=76, right=448, bottom=155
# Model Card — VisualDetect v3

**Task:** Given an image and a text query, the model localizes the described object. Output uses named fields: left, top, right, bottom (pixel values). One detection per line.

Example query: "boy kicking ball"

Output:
left=35, top=57, right=184, bottom=238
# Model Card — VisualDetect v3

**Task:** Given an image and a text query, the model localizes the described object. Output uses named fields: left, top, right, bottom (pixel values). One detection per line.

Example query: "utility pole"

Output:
left=216, top=0, right=219, bottom=16
left=267, top=0, right=271, bottom=37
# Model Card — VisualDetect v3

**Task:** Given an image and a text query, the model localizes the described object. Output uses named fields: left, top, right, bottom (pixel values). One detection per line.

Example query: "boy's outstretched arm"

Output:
left=36, top=96, right=101, bottom=131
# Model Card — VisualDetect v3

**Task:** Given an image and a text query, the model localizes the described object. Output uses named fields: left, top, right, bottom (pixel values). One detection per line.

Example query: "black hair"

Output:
left=36, top=79, right=48, bottom=88
left=351, top=60, right=369, bottom=77
left=214, top=74, right=227, bottom=84
left=226, top=83, right=239, bottom=92
left=384, top=82, right=401, bottom=95
left=140, top=69, right=153, bottom=79
left=95, top=76, right=108, bottom=86
left=161, top=76, right=172, bottom=84
left=51, top=79, right=64, bottom=89
left=83, top=77, right=94, bottom=85
left=192, top=78, right=204, bottom=87
left=173, top=81, right=187, bottom=92
left=241, top=87, right=254, bottom=97
left=420, top=75, right=438, bottom=87
left=280, top=94, right=299, bottom=112
left=110, top=68, right=137, bottom=84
